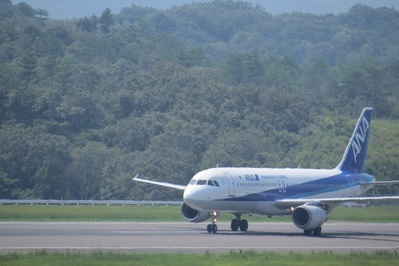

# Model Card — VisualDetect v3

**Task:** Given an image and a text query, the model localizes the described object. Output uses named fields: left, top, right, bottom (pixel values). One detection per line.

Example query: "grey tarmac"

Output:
left=0, top=222, right=398, bottom=253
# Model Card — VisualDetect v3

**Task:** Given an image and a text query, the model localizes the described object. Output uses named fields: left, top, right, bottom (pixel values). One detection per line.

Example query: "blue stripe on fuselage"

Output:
left=220, top=173, right=373, bottom=202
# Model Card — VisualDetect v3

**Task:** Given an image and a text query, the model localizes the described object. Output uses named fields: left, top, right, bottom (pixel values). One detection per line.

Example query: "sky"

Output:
left=11, top=0, right=398, bottom=19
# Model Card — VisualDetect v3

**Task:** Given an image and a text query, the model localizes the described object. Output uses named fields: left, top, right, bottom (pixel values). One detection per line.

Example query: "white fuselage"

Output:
left=183, top=167, right=375, bottom=216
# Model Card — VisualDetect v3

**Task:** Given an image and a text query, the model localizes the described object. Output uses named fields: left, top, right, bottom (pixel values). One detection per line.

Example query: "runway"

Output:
left=0, top=222, right=399, bottom=253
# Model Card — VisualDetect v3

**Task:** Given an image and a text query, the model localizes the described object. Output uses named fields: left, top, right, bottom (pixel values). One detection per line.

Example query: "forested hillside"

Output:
left=0, top=0, right=398, bottom=200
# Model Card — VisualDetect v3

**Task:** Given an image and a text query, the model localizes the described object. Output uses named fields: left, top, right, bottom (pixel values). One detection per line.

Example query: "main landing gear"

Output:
left=231, top=214, right=248, bottom=232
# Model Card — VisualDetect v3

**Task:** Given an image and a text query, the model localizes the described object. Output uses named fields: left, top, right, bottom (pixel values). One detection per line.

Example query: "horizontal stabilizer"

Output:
left=368, top=180, right=399, bottom=185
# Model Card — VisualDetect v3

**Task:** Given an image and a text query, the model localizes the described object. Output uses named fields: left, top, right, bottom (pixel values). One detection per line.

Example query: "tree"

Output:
left=0, top=124, right=71, bottom=199
left=0, top=63, right=17, bottom=121
left=36, top=8, right=48, bottom=20
left=66, top=142, right=108, bottom=200
left=15, top=2, right=36, bottom=17
left=99, top=8, right=114, bottom=34
left=224, top=53, right=244, bottom=84
left=1, top=1, right=399, bottom=201
left=329, top=58, right=390, bottom=116
left=76, top=15, right=98, bottom=32
left=302, top=57, right=329, bottom=97
left=151, top=13, right=176, bottom=33
left=264, top=55, right=300, bottom=91
left=18, top=50, right=37, bottom=84
left=37, top=23, right=72, bottom=56
left=242, top=49, right=263, bottom=84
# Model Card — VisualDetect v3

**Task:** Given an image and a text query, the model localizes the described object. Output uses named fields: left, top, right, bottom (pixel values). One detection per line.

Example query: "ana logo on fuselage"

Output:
left=351, top=116, right=370, bottom=163
left=244, top=174, right=260, bottom=181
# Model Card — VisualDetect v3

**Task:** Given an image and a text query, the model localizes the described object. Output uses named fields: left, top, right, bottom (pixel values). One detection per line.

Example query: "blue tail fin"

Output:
left=336, top=107, right=373, bottom=173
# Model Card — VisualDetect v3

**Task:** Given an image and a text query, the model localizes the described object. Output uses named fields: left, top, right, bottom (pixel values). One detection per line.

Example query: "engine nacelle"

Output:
left=181, top=203, right=211, bottom=223
left=292, top=205, right=328, bottom=230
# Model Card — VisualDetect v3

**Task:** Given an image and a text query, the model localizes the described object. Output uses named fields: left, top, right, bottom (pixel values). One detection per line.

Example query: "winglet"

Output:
left=336, top=107, right=373, bottom=173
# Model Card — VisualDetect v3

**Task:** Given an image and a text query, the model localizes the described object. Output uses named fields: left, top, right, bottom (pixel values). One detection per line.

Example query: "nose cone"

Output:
left=183, top=186, right=206, bottom=210
left=183, top=187, right=196, bottom=206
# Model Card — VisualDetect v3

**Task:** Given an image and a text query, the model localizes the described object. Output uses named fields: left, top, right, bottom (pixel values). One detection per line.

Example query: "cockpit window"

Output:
left=194, top=178, right=220, bottom=187
left=207, top=180, right=220, bottom=187
left=197, top=180, right=207, bottom=185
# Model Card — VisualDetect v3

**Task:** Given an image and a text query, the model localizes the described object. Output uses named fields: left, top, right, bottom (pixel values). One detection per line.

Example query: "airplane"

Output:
left=133, top=107, right=399, bottom=236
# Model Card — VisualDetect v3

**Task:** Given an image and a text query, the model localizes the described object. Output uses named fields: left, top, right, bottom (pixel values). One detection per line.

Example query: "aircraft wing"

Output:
left=274, top=196, right=399, bottom=210
left=132, top=174, right=187, bottom=190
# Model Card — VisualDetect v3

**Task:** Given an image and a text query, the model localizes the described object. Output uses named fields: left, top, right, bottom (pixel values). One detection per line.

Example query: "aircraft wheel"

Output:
left=231, top=219, right=239, bottom=231
left=212, top=224, right=218, bottom=233
left=207, top=224, right=212, bottom=233
left=207, top=224, right=218, bottom=233
left=304, top=229, right=312, bottom=236
left=239, top=219, right=249, bottom=232
left=312, top=226, right=322, bottom=237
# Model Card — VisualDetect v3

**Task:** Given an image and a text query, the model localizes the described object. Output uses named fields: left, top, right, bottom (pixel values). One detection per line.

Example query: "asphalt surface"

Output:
left=0, top=221, right=399, bottom=253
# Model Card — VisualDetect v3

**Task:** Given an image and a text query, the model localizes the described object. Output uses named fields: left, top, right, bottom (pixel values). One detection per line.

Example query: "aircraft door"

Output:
left=224, top=173, right=236, bottom=197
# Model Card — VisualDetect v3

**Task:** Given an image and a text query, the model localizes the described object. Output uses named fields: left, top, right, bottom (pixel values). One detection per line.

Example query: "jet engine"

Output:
left=181, top=203, right=211, bottom=223
left=292, top=205, right=328, bottom=230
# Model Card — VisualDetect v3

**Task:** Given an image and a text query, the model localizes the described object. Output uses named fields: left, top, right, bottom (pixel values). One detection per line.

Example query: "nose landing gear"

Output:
left=207, top=211, right=218, bottom=233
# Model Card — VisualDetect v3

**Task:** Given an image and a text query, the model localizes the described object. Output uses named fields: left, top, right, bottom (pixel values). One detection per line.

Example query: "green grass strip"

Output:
left=0, top=205, right=398, bottom=222
left=0, top=250, right=398, bottom=266
left=0, top=205, right=181, bottom=221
